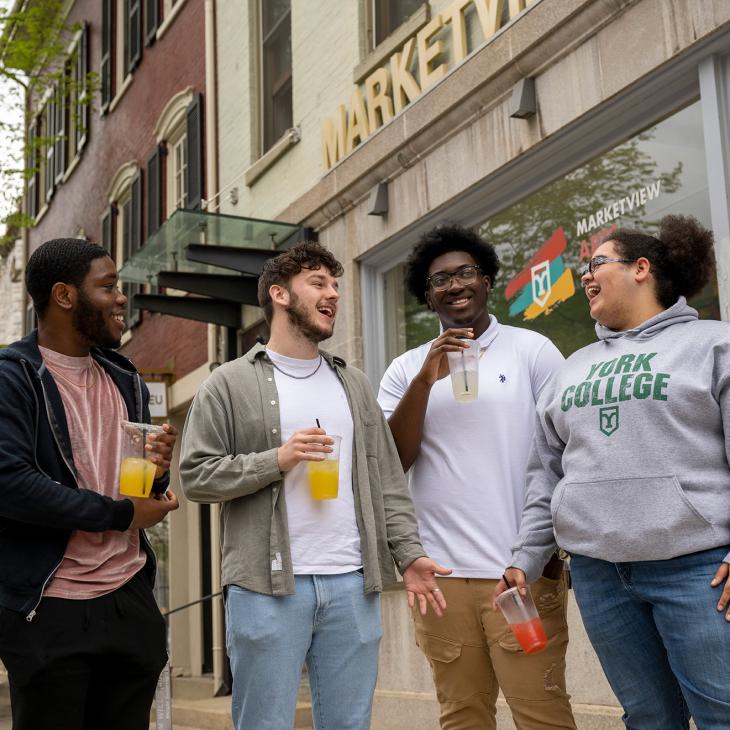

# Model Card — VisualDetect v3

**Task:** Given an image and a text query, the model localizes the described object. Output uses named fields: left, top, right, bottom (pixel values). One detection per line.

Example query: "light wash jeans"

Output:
left=225, top=571, right=382, bottom=730
left=570, top=546, right=730, bottom=730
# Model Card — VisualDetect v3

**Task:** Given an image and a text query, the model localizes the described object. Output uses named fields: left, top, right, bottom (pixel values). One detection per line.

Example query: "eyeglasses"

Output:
left=426, top=265, right=483, bottom=292
left=579, top=256, right=635, bottom=277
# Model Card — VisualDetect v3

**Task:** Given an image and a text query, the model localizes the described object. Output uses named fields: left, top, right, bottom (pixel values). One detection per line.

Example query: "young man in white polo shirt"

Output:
left=378, top=224, right=576, bottom=730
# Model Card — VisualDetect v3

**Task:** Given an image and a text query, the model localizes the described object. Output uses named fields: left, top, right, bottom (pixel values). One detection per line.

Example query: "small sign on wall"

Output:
left=146, top=381, right=168, bottom=419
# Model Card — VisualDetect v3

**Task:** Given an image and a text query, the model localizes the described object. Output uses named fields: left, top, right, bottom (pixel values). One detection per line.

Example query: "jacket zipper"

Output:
left=21, top=359, right=78, bottom=621
left=26, top=557, right=63, bottom=622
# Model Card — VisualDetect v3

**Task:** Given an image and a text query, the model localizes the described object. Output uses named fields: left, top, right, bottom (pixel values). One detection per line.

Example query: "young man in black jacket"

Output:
left=0, top=239, right=179, bottom=730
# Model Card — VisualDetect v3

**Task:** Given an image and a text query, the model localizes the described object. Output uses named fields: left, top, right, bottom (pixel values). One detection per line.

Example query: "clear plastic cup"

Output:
left=308, top=434, right=342, bottom=500
left=119, top=421, right=164, bottom=498
left=494, top=585, right=548, bottom=654
left=446, top=339, right=480, bottom=402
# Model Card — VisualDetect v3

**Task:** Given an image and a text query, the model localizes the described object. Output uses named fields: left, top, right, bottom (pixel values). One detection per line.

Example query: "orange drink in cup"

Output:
left=495, top=585, right=548, bottom=654
left=119, top=421, right=163, bottom=498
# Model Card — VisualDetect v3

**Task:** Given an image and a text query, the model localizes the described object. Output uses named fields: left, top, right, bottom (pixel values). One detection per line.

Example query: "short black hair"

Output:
left=404, top=223, right=500, bottom=304
left=25, top=238, right=111, bottom=317
left=607, top=214, right=715, bottom=308
left=257, top=241, right=343, bottom=324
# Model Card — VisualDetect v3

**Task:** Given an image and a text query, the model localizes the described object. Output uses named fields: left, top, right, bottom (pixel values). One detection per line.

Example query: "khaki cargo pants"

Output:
left=412, top=574, right=577, bottom=730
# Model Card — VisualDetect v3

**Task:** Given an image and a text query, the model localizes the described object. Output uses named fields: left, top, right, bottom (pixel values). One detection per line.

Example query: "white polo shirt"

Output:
left=377, top=316, right=563, bottom=578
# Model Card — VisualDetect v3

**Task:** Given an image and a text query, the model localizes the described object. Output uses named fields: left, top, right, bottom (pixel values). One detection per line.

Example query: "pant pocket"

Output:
left=416, top=632, right=482, bottom=702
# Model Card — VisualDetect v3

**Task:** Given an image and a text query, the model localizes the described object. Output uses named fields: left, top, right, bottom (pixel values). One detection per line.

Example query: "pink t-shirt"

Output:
left=40, top=346, right=145, bottom=599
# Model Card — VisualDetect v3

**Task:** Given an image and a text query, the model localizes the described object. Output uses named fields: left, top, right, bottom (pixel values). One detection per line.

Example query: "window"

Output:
left=379, top=102, right=719, bottom=368
left=101, top=0, right=142, bottom=111
left=107, top=165, right=143, bottom=329
left=24, top=23, right=90, bottom=220
left=261, top=0, right=292, bottom=152
left=373, top=0, right=423, bottom=46
left=168, top=129, right=187, bottom=211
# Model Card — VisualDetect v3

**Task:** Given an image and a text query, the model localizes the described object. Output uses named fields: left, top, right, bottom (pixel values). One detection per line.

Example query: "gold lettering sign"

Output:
left=321, top=0, right=536, bottom=170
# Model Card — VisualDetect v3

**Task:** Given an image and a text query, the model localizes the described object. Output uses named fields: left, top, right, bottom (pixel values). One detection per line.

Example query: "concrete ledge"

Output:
left=371, top=689, right=626, bottom=729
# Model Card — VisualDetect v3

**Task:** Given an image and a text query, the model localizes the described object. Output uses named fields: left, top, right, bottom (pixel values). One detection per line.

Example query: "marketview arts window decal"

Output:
left=387, top=102, right=719, bottom=362
left=480, top=102, right=718, bottom=356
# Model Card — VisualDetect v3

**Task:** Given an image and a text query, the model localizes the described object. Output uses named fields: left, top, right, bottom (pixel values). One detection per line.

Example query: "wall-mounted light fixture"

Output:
left=367, top=182, right=388, bottom=216
left=509, top=77, right=536, bottom=119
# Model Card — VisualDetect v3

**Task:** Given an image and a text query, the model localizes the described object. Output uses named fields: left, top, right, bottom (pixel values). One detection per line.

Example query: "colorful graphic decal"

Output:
left=505, top=227, right=576, bottom=320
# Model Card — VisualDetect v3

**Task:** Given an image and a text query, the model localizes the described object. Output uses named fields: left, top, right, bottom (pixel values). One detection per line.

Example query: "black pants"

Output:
left=0, top=569, right=167, bottom=730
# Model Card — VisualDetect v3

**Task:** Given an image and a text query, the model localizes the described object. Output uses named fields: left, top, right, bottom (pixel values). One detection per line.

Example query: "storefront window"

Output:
left=383, top=101, right=718, bottom=361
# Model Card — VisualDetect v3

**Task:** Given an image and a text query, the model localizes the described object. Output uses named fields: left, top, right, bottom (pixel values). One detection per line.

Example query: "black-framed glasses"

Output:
left=579, top=256, right=636, bottom=277
left=426, top=265, right=483, bottom=292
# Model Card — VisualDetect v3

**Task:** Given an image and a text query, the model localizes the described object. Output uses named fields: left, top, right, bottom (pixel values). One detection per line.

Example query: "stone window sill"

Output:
left=244, top=128, right=301, bottom=187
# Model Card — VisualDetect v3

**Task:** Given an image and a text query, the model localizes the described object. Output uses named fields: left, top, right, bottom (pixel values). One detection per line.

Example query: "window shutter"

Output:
left=185, top=94, right=204, bottom=210
left=54, top=81, right=66, bottom=183
left=101, top=205, right=113, bottom=255
left=128, top=0, right=142, bottom=73
left=131, top=170, right=142, bottom=252
left=146, top=145, right=162, bottom=235
left=126, top=174, right=143, bottom=328
left=101, top=0, right=113, bottom=110
left=77, top=22, right=89, bottom=151
left=45, top=101, right=56, bottom=202
left=26, top=120, right=38, bottom=220
left=146, top=0, right=159, bottom=46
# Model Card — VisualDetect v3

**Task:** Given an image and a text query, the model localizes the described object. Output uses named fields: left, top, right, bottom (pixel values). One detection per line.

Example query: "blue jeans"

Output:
left=225, top=572, right=382, bottom=730
left=570, top=547, right=730, bottom=729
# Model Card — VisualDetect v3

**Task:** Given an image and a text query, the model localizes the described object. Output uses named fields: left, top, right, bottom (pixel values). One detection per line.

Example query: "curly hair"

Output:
left=607, top=215, right=715, bottom=308
left=25, top=238, right=111, bottom=317
left=404, top=223, right=500, bottom=305
left=257, top=241, right=343, bottom=323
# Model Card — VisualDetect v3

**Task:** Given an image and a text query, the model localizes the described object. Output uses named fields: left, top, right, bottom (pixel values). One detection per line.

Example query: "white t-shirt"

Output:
left=377, top=316, right=563, bottom=578
left=268, top=349, right=362, bottom=574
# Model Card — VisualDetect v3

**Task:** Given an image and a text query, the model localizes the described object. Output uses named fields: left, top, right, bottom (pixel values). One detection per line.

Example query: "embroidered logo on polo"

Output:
left=560, top=352, right=671, bottom=436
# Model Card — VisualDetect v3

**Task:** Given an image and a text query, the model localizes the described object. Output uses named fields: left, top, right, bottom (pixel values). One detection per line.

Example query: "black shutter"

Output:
left=45, top=101, right=56, bottom=202
left=101, top=204, right=115, bottom=256
left=26, top=120, right=38, bottom=220
left=131, top=170, right=142, bottom=252
left=185, top=94, right=204, bottom=210
left=101, top=0, right=113, bottom=110
left=146, top=145, right=162, bottom=235
left=145, top=0, right=158, bottom=46
left=127, top=0, right=142, bottom=72
left=77, top=22, right=89, bottom=152
left=54, top=81, right=66, bottom=183
left=127, top=173, right=143, bottom=328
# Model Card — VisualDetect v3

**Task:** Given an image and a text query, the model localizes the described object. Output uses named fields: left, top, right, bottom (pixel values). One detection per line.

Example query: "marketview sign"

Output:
left=321, top=0, right=537, bottom=169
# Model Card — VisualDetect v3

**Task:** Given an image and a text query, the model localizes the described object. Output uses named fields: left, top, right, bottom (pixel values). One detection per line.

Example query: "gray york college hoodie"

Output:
left=512, top=297, right=730, bottom=582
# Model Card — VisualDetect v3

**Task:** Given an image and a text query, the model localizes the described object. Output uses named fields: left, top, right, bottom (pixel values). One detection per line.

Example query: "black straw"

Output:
left=316, top=419, right=321, bottom=428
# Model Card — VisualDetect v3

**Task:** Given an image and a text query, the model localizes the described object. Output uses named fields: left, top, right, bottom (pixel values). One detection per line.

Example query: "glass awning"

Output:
left=119, top=209, right=302, bottom=285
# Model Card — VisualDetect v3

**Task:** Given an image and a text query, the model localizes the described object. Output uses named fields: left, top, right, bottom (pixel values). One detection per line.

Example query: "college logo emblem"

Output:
left=599, top=406, right=619, bottom=436
left=530, top=260, right=551, bottom=308
left=504, top=227, right=576, bottom=320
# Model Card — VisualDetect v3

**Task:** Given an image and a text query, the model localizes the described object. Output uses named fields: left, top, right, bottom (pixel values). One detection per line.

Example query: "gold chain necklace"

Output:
left=48, top=362, right=98, bottom=389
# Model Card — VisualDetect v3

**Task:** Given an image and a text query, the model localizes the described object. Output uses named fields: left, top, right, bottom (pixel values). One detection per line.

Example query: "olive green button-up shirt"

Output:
left=180, top=344, right=425, bottom=595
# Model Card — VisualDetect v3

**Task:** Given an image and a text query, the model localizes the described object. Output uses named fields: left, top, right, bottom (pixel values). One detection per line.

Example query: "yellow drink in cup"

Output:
left=119, top=420, right=164, bottom=498
left=119, top=457, right=157, bottom=497
left=308, top=460, right=339, bottom=499
left=308, top=433, right=342, bottom=500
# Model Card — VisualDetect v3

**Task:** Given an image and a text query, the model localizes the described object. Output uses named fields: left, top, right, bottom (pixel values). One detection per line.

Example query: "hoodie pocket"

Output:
left=552, top=475, right=716, bottom=563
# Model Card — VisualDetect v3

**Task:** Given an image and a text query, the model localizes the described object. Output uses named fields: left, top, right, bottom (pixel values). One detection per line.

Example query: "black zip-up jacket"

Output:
left=0, top=331, right=169, bottom=618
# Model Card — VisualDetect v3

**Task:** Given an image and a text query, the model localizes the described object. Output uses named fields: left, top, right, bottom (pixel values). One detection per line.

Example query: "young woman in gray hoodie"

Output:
left=497, top=215, right=729, bottom=729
